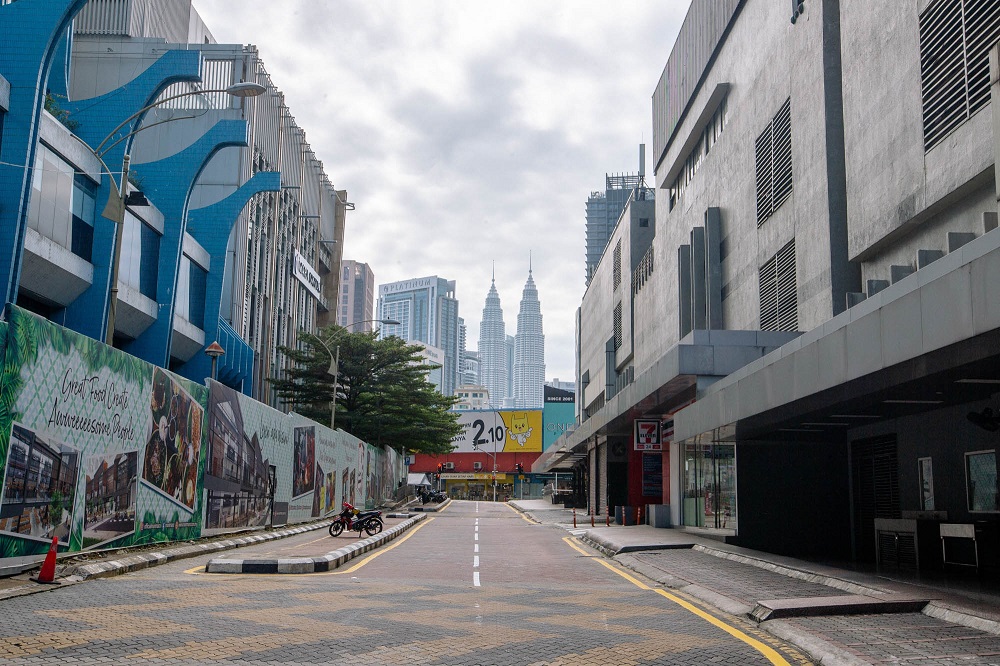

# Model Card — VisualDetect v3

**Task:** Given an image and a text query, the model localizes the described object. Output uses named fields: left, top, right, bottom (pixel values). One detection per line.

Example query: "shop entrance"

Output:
left=682, top=442, right=736, bottom=530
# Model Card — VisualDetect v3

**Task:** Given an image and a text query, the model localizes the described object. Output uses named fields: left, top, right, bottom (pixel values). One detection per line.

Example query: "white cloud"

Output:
left=194, top=0, right=686, bottom=381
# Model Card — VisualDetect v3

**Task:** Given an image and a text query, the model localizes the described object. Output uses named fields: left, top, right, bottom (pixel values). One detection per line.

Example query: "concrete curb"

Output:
left=69, top=523, right=325, bottom=581
left=409, top=498, right=452, bottom=512
left=204, top=514, right=426, bottom=574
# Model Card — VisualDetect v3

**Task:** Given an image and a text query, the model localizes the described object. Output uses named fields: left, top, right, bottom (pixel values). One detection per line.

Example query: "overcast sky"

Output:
left=193, top=1, right=687, bottom=381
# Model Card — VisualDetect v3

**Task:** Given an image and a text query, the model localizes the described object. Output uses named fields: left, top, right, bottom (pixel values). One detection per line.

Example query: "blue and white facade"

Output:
left=0, top=0, right=346, bottom=404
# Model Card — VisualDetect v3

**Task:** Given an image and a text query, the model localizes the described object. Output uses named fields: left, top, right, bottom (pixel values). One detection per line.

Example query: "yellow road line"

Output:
left=562, top=537, right=790, bottom=666
left=184, top=518, right=434, bottom=576
left=504, top=502, right=537, bottom=523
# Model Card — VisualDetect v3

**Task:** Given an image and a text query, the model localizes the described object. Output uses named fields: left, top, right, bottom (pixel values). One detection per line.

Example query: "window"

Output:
left=120, top=214, right=160, bottom=299
left=966, top=450, right=998, bottom=512
left=758, top=239, right=798, bottom=331
left=755, top=98, right=793, bottom=227
left=669, top=95, right=728, bottom=212
left=920, top=0, right=1000, bottom=150
left=70, top=175, right=96, bottom=261
left=918, top=457, right=935, bottom=510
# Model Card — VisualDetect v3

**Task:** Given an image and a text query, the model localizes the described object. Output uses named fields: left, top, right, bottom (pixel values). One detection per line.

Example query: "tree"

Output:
left=272, top=326, right=461, bottom=455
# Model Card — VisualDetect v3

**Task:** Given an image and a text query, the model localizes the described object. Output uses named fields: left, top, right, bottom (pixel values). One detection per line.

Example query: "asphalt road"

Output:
left=0, top=500, right=811, bottom=665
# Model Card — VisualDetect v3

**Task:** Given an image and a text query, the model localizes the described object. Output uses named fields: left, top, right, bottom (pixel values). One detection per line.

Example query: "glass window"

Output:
left=966, top=450, right=998, bottom=512
left=189, top=261, right=207, bottom=329
left=70, top=174, right=96, bottom=261
left=918, top=457, right=934, bottom=511
left=119, top=213, right=161, bottom=299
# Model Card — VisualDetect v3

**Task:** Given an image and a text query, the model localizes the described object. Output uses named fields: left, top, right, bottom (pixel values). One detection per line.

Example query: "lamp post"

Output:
left=204, top=341, right=225, bottom=380
left=87, top=81, right=267, bottom=346
left=313, top=318, right=400, bottom=431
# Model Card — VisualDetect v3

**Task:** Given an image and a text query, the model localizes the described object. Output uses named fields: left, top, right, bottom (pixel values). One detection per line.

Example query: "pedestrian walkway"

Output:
left=510, top=499, right=1000, bottom=665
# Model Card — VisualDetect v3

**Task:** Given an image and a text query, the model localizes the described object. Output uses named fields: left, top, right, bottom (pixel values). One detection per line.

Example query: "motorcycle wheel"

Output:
left=364, top=518, right=383, bottom=536
left=329, top=520, right=345, bottom=537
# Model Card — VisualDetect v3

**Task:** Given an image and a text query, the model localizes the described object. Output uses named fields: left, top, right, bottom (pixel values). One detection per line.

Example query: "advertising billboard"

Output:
left=449, top=410, right=543, bottom=453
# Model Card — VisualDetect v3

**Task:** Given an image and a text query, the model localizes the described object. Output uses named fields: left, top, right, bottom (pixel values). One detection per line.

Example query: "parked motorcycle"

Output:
left=418, top=488, right=447, bottom=504
left=328, top=501, right=383, bottom=537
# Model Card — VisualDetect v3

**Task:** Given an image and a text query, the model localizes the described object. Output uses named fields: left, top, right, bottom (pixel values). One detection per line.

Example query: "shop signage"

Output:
left=293, top=250, right=322, bottom=301
left=441, top=472, right=511, bottom=481
left=634, top=419, right=661, bottom=451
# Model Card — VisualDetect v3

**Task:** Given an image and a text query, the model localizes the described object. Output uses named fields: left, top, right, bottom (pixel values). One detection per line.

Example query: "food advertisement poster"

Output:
left=0, top=307, right=205, bottom=558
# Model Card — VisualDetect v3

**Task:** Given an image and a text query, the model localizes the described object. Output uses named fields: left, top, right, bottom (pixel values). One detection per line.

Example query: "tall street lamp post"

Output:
left=313, top=318, right=400, bottom=431
left=78, top=81, right=267, bottom=346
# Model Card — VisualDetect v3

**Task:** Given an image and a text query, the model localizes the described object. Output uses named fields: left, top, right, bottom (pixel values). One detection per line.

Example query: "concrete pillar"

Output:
left=992, top=43, right=1000, bottom=204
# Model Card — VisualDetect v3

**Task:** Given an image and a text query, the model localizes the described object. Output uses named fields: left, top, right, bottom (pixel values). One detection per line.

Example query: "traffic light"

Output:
left=515, top=463, right=524, bottom=474
left=437, top=463, right=443, bottom=474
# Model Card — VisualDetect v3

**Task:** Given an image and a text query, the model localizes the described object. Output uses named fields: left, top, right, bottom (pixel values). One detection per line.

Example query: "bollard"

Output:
left=573, top=507, right=577, bottom=528
left=637, top=505, right=642, bottom=525
left=591, top=511, right=595, bottom=527
left=606, top=506, right=610, bottom=526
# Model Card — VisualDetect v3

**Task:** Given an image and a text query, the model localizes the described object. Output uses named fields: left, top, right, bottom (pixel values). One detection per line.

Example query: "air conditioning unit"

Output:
left=473, top=462, right=482, bottom=471
left=444, top=462, right=455, bottom=470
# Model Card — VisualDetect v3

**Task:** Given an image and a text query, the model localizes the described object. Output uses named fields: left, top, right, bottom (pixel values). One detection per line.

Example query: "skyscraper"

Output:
left=585, top=167, right=655, bottom=286
left=377, top=276, right=459, bottom=396
left=513, top=268, right=545, bottom=408
left=336, top=261, right=375, bottom=331
left=477, top=278, right=507, bottom=409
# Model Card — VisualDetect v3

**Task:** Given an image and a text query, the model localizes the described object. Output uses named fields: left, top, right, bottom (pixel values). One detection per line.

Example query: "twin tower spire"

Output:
left=477, top=259, right=545, bottom=409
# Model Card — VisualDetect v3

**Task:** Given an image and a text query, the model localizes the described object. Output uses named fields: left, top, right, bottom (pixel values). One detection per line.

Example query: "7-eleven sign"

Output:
left=634, top=419, right=662, bottom=451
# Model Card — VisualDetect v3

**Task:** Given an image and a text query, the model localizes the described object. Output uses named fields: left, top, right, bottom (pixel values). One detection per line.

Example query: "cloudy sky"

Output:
left=194, top=1, right=687, bottom=381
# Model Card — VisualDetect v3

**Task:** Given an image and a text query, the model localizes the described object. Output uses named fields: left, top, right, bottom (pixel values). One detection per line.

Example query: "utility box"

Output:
left=647, top=504, right=672, bottom=528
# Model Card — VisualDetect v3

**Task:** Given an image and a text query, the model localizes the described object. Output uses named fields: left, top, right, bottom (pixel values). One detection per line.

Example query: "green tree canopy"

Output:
left=272, top=326, right=461, bottom=455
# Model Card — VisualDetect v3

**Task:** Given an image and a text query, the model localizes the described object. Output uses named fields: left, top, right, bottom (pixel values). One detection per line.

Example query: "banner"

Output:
left=449, top=410, right=543, bottom=453
left=0, top=307, right=206, bottom=558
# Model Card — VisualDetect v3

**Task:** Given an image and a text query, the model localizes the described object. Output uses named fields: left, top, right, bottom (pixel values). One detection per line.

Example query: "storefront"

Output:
left=442, top=472, right=514, bottom=501
left=681, top=441, right=736, bottom=531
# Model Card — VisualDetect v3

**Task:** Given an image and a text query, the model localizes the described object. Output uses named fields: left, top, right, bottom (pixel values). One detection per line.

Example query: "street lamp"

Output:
left=204, top=341, right=225, bottom=380
left=89, top=82, right=267, bottom=346
left=312, top=318, right=400, bottom=431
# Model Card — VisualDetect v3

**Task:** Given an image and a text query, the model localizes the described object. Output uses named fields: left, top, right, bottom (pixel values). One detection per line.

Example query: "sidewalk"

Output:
left=511, top=499, right=1000, bottom=665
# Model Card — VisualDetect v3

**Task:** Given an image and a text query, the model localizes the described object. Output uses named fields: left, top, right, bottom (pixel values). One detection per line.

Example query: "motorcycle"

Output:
left=418, top=488, right=447, bottom=504
left=328, top=501, right=383, bottom=537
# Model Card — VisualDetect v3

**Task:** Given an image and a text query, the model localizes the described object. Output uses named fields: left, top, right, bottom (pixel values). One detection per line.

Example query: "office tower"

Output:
left=513, top=268, right=545, bottom=408
left=336, top=261, right=375, bottom=331
left=377, top=276, right=459, bottom=396
left=585, top=170, right=654, bottom=286
left=477, top=278, right=507, bottom=408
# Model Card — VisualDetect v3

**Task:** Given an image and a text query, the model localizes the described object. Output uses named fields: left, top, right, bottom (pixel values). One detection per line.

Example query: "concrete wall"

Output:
left=649, top=0, right=838, bottom=354
left=839, top=0, right=998, bottom=280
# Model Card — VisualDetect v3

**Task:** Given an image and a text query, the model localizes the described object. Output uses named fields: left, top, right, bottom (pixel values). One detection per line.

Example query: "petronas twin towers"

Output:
left=478, top=268, right=545, bottom=409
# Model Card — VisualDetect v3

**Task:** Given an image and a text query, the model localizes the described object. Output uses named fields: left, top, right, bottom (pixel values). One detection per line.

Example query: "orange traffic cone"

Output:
left=32, top=536, right=59, bottom=584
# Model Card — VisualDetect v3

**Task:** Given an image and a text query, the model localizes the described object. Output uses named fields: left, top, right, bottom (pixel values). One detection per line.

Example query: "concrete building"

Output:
left=477, top=278, right=507, bottom=408
left=454, top=385, right=490, bottom=411
left=512, top=267, right=545, bottom=409
left=377, top=275, right=459, bottom=396
left=539, top=0, right=1000, bottom=574
left=336, top=260, right=375, bottom=332
left=0, top=0, right=345, bottom=404
left=585, top=168, right=655, bottom=286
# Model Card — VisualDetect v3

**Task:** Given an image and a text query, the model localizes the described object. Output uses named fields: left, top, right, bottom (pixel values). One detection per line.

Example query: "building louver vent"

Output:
left=755, top=99, right=793, bottom=227
left=613, top=302, right=623, bottom=350
left=759, top=239, right=798, bottom=332
left=920, top=0, right=1000, bottom=151
left=613, top=240, right=622, bottom=290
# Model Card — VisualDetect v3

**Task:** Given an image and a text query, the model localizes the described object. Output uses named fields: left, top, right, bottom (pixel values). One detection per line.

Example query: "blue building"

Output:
left=0, top=0, right=347, bottom=402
